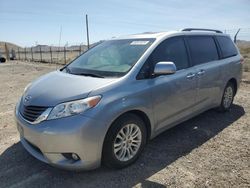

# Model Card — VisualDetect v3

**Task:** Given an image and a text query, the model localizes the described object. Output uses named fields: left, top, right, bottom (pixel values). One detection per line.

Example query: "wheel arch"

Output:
left=228, top=78, right=237, bottom=95
left=106, top=109, right=152, bottom=142
left=124, top=110, right=152, bottom=141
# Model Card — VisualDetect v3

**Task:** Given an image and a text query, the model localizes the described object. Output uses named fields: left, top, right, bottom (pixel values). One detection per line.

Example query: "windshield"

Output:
left=64, top=38, right=155, bottom=78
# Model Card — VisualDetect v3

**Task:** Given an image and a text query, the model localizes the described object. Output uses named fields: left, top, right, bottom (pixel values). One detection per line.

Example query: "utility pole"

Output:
left=85, top=14, right=90, bottom=49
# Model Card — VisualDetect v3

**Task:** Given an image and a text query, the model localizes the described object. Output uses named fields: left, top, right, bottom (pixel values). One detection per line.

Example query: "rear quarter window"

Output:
left=216, top=36, right=238, bottom=58
left=187, top=36, right=219, bottom=65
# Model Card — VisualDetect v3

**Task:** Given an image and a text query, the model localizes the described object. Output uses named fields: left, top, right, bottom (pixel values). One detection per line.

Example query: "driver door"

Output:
left=149, top=36, right=197, bottom=132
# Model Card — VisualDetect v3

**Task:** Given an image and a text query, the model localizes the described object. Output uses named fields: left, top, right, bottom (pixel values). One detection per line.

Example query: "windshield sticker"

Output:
left=130, top=41, right=149, bottom=45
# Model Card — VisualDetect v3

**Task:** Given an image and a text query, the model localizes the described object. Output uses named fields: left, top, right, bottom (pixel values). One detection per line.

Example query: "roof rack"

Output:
left=181, top=28, right=223, bottom=33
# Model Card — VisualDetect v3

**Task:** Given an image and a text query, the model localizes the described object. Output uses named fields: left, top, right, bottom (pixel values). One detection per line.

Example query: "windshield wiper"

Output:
left=75, top=72, right=104, bottom=78
left=64, top=67, right=104, bottom=78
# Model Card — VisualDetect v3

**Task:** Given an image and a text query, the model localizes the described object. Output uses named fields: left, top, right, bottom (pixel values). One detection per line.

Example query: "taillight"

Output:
left=240, top=57, right=245, bottom=64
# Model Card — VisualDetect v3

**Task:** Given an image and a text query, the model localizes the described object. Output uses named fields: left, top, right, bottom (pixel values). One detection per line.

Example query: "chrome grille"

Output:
left=20, top=104, right=48, bottom=122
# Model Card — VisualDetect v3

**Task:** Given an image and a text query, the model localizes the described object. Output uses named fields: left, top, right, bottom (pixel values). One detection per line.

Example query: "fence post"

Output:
left=64, top=46, right=66, bottom=64
left=31, top=47, right=34, bottom=61
left=24, top=47, right=27, bottom=61
left=79, top=45, right=81, bottom=55
left=18, top=47, right=20, bottom=60
left=5, top=43, right=10, bottom=61
left=39, top=46, right=42, bottom=62
left=50, top=46, right=53, bottom=63
left=57, top=46, right=60, bottom=64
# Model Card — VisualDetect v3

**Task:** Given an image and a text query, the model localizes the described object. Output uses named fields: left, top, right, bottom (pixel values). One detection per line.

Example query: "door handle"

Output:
left=186, top=73, right=196, bottom=79
left=197, top=69, right=205, bottom=76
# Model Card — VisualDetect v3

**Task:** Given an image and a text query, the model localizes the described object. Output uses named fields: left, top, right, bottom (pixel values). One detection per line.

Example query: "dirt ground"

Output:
left=0, top=61, right=249, bottom=188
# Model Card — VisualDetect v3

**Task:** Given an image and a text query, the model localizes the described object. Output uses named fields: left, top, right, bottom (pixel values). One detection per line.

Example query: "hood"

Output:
left=23, top=71, right=116, bottom=106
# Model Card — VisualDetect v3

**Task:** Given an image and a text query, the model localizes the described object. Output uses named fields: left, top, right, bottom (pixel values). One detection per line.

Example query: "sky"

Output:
left=0, top=0, right=250, bottom=47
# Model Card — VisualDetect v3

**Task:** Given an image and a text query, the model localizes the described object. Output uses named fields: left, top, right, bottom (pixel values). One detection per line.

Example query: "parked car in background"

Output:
left=15, top=28, right=243, bottom=170
left=0, top=52, right=6, bottom=63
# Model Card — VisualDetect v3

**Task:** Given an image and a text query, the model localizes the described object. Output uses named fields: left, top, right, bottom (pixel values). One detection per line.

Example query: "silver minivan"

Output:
left=15, top=28, right=243, bottom=170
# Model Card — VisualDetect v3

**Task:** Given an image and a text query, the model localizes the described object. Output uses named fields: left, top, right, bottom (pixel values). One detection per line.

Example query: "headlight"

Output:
left=47, top=95, right=101, bottom=120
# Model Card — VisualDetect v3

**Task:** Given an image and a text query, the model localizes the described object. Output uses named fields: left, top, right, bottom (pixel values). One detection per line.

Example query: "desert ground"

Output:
left=0, top=61, right=249, bottom=188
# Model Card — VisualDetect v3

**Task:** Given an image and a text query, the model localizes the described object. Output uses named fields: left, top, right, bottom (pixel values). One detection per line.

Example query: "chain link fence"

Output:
left=16, top=45, right=88, bottom=64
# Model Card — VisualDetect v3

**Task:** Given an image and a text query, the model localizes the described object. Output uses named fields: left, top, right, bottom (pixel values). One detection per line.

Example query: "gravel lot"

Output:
left=0, top=61, right=249, bottom=188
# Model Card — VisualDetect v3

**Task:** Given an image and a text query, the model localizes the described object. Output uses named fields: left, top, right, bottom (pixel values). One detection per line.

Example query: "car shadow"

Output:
left=0, top=104, right=245, bottom=188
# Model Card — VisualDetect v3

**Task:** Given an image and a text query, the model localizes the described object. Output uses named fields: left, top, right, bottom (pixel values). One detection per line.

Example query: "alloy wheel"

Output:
left=113, top=123, right=142, bottom=162
left=223, top=86, right=233, bottom=108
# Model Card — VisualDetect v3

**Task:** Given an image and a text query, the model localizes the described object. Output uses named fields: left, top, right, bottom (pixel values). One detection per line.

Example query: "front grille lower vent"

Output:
left=20, top=104, right=47, bottom=122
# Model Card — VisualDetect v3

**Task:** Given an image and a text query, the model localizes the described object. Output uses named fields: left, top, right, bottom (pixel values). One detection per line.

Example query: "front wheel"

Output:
left=219, top=82, right=235, bottom=112
left=102, top=113, right=147, bottom=169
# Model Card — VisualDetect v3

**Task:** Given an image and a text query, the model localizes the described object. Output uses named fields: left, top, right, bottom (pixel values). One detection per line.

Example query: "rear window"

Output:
left=216, top=36, right=238, bottom=58
left=187, top=36, right=219, bottom=65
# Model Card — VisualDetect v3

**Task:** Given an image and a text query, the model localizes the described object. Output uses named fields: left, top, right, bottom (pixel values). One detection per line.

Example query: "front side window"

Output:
left=150, top=37, right=189, bottom=70
left=64, top=39, right=155, bottom=78
left=216, top=36, right=238, bottom=58
left=187, top=36, right=219, bottom=65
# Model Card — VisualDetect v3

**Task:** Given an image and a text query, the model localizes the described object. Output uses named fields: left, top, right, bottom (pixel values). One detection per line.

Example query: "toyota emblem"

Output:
left=24, top=95, right=32, bottom=104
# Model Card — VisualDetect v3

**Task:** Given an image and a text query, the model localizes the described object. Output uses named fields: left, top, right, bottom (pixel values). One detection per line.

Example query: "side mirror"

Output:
left=153, top=62, right=176, bottom=76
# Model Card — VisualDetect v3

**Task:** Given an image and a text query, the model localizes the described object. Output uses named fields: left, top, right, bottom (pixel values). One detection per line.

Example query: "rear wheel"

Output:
left=102, top=113, right=147, bottom=168
left=219, top=82, right=235, bottom=112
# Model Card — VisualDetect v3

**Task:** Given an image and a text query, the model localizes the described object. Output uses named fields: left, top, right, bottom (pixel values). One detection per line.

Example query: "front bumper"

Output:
left=15, top=109, right=108, bottom=171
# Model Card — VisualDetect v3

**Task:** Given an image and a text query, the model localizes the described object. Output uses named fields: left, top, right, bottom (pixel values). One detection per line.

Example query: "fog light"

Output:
left=72, top=153, right=79, bottom=160
left=62, top=153, right=80, bottom=161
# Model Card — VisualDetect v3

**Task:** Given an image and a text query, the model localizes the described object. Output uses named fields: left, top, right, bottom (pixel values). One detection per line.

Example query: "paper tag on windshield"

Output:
left=130, top=41, right=149, bottom=45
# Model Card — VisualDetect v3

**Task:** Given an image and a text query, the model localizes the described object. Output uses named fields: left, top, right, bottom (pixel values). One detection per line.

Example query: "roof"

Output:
left=112, top=28, right=228, bottom=40
left=113, top=31, right=176, bottom=40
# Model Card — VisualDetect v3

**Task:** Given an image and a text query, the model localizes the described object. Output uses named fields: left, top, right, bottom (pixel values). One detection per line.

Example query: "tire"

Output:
left=102, top=113, right=147, bottom=169
left=218, top=82, right=235, bottom=112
